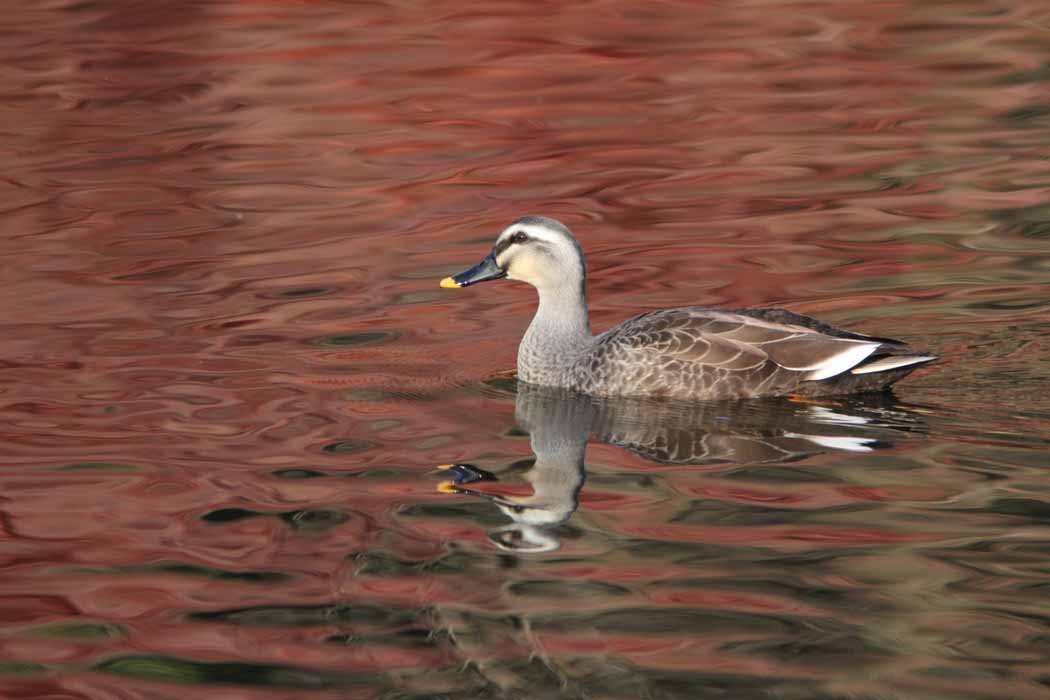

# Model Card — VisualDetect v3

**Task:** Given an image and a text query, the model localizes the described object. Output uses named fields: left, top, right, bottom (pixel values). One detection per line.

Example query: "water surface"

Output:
left=1, top=1, right=1049, bottom=698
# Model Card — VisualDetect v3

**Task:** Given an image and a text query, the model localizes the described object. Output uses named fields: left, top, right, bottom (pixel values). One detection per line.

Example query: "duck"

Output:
left=440, top=216, right=936, bottom=400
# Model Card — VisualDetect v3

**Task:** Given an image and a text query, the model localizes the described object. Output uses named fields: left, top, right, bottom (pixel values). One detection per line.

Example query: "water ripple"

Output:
left=0, top=1, right=1048, bottom=698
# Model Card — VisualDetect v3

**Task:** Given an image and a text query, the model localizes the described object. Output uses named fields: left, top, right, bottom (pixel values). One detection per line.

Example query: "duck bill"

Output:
left=440, top=251, right=506, bottom=289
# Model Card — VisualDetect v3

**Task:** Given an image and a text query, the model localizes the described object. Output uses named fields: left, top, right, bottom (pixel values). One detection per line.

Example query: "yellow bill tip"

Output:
left=437, top=481, right=459, bottom=494
left=439, top=277, right=461, bottom=289
left=436, top=463, right=456, bottom=470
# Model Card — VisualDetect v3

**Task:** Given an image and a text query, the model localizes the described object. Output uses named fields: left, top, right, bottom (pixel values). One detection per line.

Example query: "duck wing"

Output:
left=587, top=307, right=931, bottom=399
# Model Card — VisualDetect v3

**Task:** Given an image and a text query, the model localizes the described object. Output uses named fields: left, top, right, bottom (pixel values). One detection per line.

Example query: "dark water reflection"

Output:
left=1, top=0, right=1049, bottom=699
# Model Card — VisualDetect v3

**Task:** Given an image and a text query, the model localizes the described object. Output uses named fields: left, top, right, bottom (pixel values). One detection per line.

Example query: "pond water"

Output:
left=1, top=1, right=1048, bottom=698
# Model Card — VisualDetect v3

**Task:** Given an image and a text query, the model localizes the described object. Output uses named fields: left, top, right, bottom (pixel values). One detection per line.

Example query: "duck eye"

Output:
left=510, top=231, right=528, bottom=244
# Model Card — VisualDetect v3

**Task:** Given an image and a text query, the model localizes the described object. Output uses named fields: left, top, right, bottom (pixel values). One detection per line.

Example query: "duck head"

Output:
left=440, top=216, right=586, bottom=293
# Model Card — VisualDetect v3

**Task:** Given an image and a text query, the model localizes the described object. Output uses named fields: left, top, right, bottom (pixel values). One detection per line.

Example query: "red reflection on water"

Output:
left=0, top=0, right=1048, bottom=698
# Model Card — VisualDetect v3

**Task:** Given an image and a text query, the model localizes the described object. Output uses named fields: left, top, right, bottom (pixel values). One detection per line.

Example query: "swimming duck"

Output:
left=440, top=216, right=936, bottom=400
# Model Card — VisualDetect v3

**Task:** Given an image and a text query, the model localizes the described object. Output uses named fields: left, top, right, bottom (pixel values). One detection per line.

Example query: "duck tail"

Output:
left=849, top=353, right=937, bottom=375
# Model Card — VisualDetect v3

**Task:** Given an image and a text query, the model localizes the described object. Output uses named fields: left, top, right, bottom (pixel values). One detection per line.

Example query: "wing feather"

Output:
left=597, top=308, right=880, bottom=379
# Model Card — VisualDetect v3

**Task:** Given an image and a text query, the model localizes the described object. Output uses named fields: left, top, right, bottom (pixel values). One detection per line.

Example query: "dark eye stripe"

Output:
left=493, top=231, right=529, bottom=258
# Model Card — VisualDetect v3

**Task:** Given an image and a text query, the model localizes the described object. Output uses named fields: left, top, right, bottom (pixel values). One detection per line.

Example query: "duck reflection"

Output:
left=438, top=383, right=926, bottom=552
left=440, top=386, right=592, bottom=553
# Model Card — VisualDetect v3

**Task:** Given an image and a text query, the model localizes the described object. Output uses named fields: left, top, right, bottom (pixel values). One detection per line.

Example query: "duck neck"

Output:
left=518, top=282, right=593, bottom=385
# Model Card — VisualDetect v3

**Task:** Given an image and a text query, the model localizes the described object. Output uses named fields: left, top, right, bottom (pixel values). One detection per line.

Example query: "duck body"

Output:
left=442, top=216, right=936, bottom=401
left=563, top=306, right=932, bottom=400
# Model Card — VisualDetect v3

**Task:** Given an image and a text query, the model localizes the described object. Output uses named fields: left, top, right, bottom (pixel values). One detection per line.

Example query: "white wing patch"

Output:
left=803, top=343, right=879, bottom=380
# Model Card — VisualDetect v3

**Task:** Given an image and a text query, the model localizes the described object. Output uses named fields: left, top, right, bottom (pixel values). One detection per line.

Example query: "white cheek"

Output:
left=506, top=253, right=543, bottom=282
